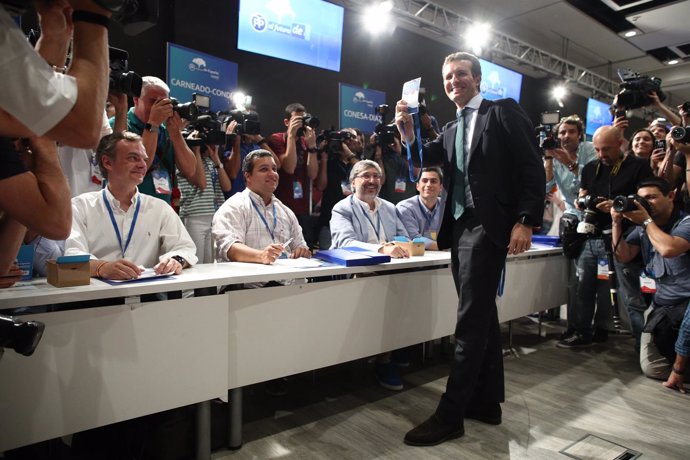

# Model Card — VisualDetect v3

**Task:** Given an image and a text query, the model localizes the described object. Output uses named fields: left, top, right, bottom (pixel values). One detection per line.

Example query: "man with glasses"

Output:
left=330, top=159, right=410, bottom=391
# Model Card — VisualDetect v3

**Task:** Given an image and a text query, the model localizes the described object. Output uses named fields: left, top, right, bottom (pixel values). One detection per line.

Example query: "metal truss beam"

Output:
left=342, top=0, right=618, bottom=98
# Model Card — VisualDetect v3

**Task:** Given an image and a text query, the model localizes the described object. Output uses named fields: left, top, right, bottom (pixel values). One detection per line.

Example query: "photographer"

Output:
left=0, top=0, right=112, bottom=148
left=611, top=177, right=690, bottom=388
left=314, top=129, right=360, bottom=249
left=116, top=76, right=197, bottom=204
left=558, top=125, right=653, bottom=349
left=177, top=131, right=232, bottom=264
left=223, top=111, right=279, bottom=197
left=268, top=103, right=320, bottom=247
left=544, top=115, right=597, bottom=216
left=374, top=129, right=417, bottom=205
left=658, top=105, right=690, bottom=212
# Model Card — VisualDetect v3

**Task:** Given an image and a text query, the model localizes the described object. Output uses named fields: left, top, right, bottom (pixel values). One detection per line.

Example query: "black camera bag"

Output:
left=559, top=213, right=587, bottom=259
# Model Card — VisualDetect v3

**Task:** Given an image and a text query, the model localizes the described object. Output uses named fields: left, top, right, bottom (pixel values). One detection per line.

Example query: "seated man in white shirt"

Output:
left=64, top=132, right=198, bottom=280
left=396, top=167, right=444, bottom=250
left=212, top=149, right=311, bottom=265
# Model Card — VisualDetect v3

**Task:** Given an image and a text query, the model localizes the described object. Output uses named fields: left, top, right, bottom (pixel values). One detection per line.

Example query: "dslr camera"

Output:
left=612, top=194, right=651, bottom=215
left=615, top=69, right=665, bottom=110
left=575, top=195, right=604, bottom=235
left=296, top=113, right=320, bottom=137
left=109, top=47, right=142, bottom=98
left=170, top=93, right=208, bottom=122
left=670, top=125, right=690, bottom=144
left=534, top=110, right=560, bottom=155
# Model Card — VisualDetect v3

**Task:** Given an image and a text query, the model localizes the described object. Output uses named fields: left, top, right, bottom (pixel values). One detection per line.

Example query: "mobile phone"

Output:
left=654, top=139, right=666, bottom=151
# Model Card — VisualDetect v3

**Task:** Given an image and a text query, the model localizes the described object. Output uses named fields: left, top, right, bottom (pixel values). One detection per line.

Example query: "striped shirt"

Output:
left=177, top=156, right=225, bottom=218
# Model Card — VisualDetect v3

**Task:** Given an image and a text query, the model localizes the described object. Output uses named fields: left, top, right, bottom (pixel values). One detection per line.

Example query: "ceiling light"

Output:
left=362, top=2, right=393, bottom=34
left=624, top=30, right=637, bottom=38
left=666, top=59, right=679, bottom=65
left=618, top=28, right=641, bottom=39
left=464, top=23, right=492, bottom=55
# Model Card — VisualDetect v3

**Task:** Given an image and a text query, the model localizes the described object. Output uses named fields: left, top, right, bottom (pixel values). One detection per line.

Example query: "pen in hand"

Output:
left=281, top=237, right=294, bottom=253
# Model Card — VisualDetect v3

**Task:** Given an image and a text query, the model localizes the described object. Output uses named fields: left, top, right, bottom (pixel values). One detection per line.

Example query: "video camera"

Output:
left=575, top=195, right=605, bottom=235
left=109, top=47, right=142, bottom=98
left=222, top=109, right=261, bottom=136
left=535, top=111, right=560, bottom=155
left=371, top=104, right=397, bottom=146
left=612, top=194, right=652, bottom=215
left=615, top=69, right=666, bottom=110
left=316, top=128, right=353, bottom=145
left=180, top=95, right=227, bottom=147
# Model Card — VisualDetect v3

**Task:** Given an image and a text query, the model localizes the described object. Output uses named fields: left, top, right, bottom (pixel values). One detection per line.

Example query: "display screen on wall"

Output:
left=237, top=0, right=344, bottom=72
left=478, top=59, right=523, bottom=103
left=586, top=98, right=614, bottom=136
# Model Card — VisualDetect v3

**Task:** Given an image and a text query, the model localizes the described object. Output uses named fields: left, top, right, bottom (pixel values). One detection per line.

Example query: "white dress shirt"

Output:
left=64, top=187, right=198, bottom=267
left=212, top=188, right=307, bottom=262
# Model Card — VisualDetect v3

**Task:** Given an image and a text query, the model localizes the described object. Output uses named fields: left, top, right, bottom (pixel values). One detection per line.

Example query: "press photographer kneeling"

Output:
left=611, top=177, right=690, bottom=391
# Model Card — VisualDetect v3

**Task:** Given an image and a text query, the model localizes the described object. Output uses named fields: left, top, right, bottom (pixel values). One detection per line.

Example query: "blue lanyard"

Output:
left=102, top=189, right=141, bottom=258
left=359, top=201, right=383, bottom=242
left=250, top=198, right=277, bottom=241
left=402, top=112, right=424, bottom=182
left=417, top=196, right=437, bottom=234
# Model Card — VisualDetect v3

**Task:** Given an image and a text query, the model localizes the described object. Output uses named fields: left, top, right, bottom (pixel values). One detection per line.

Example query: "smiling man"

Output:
left=394, top=51, right=544, bottom=446
left=396, top=167, right=444, bottom=250
left=64, top=132, right=197, bottom=280
left=212, top=149, right=310, bottom=265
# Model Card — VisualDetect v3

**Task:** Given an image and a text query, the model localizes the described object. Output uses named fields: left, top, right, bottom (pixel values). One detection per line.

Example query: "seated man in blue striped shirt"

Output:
left=396, top=167, right=444, bottom=250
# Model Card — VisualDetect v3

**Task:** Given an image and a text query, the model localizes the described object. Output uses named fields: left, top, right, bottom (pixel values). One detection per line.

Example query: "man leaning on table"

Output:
left=64, top=131, right=197, bottom=280
left=212, top=149, right=311, bottom=265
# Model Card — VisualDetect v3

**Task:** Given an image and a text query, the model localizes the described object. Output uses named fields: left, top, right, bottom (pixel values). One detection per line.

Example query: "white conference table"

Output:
left=0, top=247, right=567, bottom=456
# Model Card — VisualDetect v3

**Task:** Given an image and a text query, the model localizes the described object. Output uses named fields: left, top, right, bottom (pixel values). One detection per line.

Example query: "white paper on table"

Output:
left=273, top=258, right=324, bottom=268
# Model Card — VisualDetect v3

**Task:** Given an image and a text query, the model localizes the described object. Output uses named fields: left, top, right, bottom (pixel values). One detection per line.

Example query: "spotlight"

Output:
left=362, top=1, right=393, bottom=35
left=552, top=84, right=567, bottom=108
left=465, top=22, right=491, bottom=55
left=231, top=91, right=252, bottom=111
left=665, top=59, right=679, bottom=65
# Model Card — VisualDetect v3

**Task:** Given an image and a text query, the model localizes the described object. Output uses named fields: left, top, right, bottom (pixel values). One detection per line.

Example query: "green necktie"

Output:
left=452, top=109, right=466, bottom=220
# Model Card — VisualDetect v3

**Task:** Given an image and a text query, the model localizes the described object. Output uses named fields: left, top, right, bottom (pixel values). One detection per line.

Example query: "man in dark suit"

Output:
left=395, top=51, right=545, bottom=446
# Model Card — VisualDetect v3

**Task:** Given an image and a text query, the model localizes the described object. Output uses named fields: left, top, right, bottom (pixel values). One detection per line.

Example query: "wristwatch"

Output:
left=642, top=218, right=654, bottom=230
left=171, top=255, right=187, bottom=267
left=518, top=215, right=534, bottom=227
left=144, top=123, right=158, bottom=133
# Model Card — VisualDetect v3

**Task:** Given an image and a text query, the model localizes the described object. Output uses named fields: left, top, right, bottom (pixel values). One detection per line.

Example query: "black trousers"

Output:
left=435, top=212, right=507, bottom=424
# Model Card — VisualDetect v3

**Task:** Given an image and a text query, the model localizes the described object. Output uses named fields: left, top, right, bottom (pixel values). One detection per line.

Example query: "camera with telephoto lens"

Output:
left=671, top=126, right=690, bottom=144
left=0, top=314, right=45, bottom=358
left=535, top=111, right=560, bottom=155
left=615, top=69, right=665, bottom=110
left=374, top=123, right=398, bottom=146
left=612, top=194, right=651, bottom=215
left=109, top=47, right=142, bottom=98
left=575, top=195, right=604, bottom=235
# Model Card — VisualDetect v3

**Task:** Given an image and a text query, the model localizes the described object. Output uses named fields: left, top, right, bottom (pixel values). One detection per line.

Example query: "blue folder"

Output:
left=314, top=247, right=391, bottom=266
left=531, top=235, right=561, bottom=247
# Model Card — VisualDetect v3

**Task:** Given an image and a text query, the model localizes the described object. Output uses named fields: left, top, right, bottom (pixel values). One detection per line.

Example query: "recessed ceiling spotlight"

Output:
left=666, top=59, right=679, bottom=65
left=624, top=30, right=637, bottom=38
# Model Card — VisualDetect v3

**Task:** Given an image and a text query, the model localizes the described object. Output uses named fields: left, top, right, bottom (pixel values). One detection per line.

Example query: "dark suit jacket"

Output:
left=414, top=98, right=545, bottom=249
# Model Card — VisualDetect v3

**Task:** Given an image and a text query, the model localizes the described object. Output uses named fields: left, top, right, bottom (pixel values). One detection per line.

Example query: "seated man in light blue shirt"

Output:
left=330, top=159, right=410, bottom=392
left=396, top=167, right=444, bottom=250
left=330, top=160, right=410, bottom=256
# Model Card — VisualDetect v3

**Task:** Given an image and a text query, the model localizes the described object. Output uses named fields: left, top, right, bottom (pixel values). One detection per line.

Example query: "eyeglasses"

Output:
left=356, top=173, right=382, bottom=181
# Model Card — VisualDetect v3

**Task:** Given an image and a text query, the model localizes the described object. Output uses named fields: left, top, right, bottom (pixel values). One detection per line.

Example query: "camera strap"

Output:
left=402, top=113, right=423, bottom=182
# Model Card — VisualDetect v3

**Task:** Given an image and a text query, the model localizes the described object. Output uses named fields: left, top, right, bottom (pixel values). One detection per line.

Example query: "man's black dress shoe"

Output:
left=403, top=415, right=464, bottom=446
left=464, top=402, right=502, bottom=425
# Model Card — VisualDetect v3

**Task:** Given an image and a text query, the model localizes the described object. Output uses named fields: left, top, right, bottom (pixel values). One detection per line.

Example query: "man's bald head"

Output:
left=593, top=125, right=624, bottom=166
